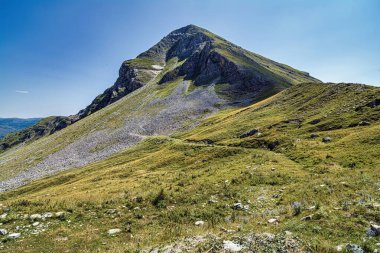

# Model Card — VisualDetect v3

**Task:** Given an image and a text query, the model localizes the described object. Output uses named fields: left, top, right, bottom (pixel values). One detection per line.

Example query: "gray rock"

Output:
left=194, top=220, right=204, bottom=226
left=370, top=224, right=380, bottom=235
left=8, top=233, right=21, bottom=239
left=223, top=240, right=243, bottom=252
left=55, top=211, right=65, bottom=219
left=107, top=228, right=121, bottom=236
left=30, top=213, right=42, bottom=220
left=346, top=244, right=364, bottom=253
left=43, top=212, right=53, bottom=218
left=310, top=133, right=319, bottom=138
left=322, top=137, right=332, bottom=143
left=233, top=203, right=243, bottom=210
left=0, top=229, right=7, bottom=235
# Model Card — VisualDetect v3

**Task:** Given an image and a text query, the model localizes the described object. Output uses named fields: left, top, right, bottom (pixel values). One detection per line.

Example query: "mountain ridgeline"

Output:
left=0, top=25, right=319, bottom=153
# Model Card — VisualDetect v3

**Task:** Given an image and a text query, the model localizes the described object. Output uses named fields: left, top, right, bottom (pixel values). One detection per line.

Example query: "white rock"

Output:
left=194, top=220, right=205, bottom=226
left=43, top=212, right=53, bottom=218
left=8, top=233, right=21, bottom=239
left=268, top=218, right=278, bottom=224
left=30, top=214, right=42, bottom=220
left=32, top=222, right=40, bottom=227
left=55, top=212, right=65, bottom=218
left=0, top=229, right=7, bottom=235
left=233, top=203, right=243, bottom=209
left=107, top=228, right=121, bottom=236
left=336, top=245, right=344, bottom=252
left=0, top=213, right=7, bottom=219
left=151, top=65, right=164, bottom=70
left=223, top=240, right=243, bottom=252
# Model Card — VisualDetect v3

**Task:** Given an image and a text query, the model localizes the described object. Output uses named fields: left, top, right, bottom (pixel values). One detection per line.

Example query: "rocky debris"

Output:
left=144, top=232, right=305, bottom=252
left=42, top=212, right=53, bottom=218
left=300, top=214, right=314, bottom=221
left=368, top=223, right=380, bottom=236
left=358, top=121, right=371, bottom=126
left=55, top=211, right=65, bottom=219
left=322, top=137, right=332, bottom=143
left=30, top=213, right=42, bottom=220
left=268, top=218, right=278, bottom=224
left=8, top=232, right=21, bottom=239
left=223, top=240, right=243, bottom=252
left=232, top=203, right=249, bottom=211
left=0, top=229, right=7, bottom=235
left=239, top=129, right=259, bottom=138
left=107, top=228, right=121, bottom=236
left=310, top=133, right=319, bottom=138
left=346, top=244, right=364, bottom=253
left=194, top=220, right=205, bottom=226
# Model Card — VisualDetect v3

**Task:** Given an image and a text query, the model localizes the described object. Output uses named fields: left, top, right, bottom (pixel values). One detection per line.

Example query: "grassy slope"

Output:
left=0, top=82, right=379, bottom=252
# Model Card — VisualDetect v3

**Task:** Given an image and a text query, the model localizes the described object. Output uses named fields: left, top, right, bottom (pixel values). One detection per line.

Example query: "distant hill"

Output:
left=0, top=118, right=41, bottom=138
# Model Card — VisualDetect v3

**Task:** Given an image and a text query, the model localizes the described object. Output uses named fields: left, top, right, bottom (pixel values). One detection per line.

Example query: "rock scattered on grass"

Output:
left=223, top=240, right=243, bottom=252
left=322, top=137, right=332, bottom=143
left=108, top=228, right=121, bottom=236
left=0, top=229, right=7, bottom=235
left=8, top=233, right=21, bottom=239
left=194, top=220, right=205, bottom=226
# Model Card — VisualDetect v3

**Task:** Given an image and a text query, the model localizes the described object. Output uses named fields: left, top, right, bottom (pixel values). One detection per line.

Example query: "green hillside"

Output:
left=0, top=82, right=379, bottom=252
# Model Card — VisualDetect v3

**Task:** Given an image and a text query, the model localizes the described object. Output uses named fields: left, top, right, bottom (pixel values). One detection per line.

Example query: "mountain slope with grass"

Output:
left=0, top=82, right=379, bottom=252
left=0, top=25, right=319, bottom=190
left=0, top=25, right=379, bottom=252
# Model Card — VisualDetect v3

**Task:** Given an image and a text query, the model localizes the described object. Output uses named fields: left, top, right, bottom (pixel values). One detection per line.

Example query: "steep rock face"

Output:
left=78, top=62, right=148, bottom=118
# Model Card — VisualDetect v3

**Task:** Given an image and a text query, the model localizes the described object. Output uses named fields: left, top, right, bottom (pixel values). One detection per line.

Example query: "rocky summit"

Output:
left=0, top=25, right=379, bottom=253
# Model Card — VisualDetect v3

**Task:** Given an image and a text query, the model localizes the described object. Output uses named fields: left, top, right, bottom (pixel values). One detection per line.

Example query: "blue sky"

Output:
left=0, top=0, right=379, bottom=118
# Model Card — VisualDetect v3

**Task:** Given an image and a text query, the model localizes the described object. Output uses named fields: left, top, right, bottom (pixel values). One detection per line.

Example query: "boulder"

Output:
left=310, top=133, right=319, bottom=138
left=30, top=214, right=42, bottom=220
left=194, top=220, right=205, bottom=226
left=322, top=137, right=332, bottom=143
left=107, top=228, right=121, bottom=236
left=0, top=229, right=7, bottom=235
left=8, top=233, right=21, bottom=239
left=268, top=218, right=278, bottom=224
left=223, top=240, right=243, bottom=252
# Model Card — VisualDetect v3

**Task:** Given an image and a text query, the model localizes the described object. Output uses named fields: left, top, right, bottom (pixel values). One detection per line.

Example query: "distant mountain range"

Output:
left=0, top=118, right=41, bottom=138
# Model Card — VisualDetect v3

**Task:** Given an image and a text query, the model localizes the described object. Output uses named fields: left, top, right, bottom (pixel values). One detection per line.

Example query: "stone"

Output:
left=0, top=229, right=7, bottom=235
left=43, top=212, right=53, bottom=218
left=194, top=220, right=205, bottom=226
left=310, top=133, right=319, bottom=138
left=336, top=245, right=344, bottom=252
left=322, top=137, right=332, bottom=143
left=223, top=240, right=243, bottom=252
left=301, top=214, right=314, bottom=221
left=55, top=211, right=65, bottom=219
left=268, top=218, right=278, bottom=224
left=0, top=213, right=7, bottom=219
left=32, top=222, right=40, bottom=227
left=8, top=233, right=21, bottom=239
left=30, top=213, right=42, bottom=220
left=107, top=228, right=121, bottom=236
left=346, top=244, right=364, bottom=253
left=233, top=203, right=243, bottom=210
left=370, top=224, right=380, bottom=235
left=358, top=121, right=370, bottom=126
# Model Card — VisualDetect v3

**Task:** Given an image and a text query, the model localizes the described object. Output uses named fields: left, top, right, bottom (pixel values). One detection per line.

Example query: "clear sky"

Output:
left=0, top=0, right=379, bottom=118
